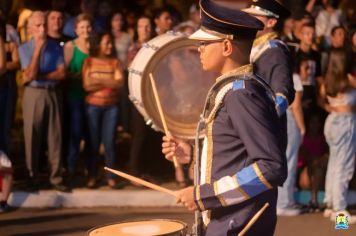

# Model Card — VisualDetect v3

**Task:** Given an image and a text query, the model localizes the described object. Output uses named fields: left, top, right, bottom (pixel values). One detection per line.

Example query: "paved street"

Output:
left=1, top=207, right=356, bottom=236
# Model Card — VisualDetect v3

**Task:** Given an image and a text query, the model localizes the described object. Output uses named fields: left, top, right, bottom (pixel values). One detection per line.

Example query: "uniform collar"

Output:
left=253, top=32, right=278, bottom=47
left=216, top=64, right=253, bottom=82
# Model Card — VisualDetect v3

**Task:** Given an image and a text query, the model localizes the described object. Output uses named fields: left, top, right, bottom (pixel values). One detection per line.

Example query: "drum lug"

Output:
left=146, top=120, right=160, bottom=132
left=128, top=68, right=143, bottom=76
left=129, top=95, right=143, bottom=107
left=142, top=43, right=160, bottom=51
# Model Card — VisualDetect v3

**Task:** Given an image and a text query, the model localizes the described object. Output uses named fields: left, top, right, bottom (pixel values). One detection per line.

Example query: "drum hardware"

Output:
left=128, top=95, right=143, bottom=107
left=128, top=68, right=143, bottom=76
left=128, top=32, right=216, bottom=140
left=142, top=43, right=160, bottom=51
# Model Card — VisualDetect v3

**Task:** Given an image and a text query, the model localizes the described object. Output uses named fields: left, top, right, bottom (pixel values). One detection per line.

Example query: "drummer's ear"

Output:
left=221, top=39, right=233, bottom=57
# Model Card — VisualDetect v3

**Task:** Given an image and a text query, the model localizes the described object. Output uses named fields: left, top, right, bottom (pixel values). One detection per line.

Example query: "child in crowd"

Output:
left=298, top=113, right=328, bottom=212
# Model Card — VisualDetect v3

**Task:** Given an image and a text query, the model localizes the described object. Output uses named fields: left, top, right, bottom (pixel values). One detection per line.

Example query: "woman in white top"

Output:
left=321, top=49, right=356, bottom=223
left=110, top=11, right=131, bottom=69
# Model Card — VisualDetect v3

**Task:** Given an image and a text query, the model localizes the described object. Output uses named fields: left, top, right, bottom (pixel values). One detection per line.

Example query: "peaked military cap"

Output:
left=242, top=0, right=290, bottom=19
left=189, top=0, right=264, bottom=42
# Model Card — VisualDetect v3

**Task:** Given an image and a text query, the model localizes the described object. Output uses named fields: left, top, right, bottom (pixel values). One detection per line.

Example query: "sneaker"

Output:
left=52, top=183, right=71, bottom=193
left=277, top=207, right=301, bottom=216
left=324, top=208, right=334, bottom=218
left=308, top=201, right=320, bottom=213
left=0, top=201, right=10, bottom=213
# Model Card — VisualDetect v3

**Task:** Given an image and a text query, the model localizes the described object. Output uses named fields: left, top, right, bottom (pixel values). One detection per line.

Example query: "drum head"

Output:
left=129, top=32, right=217, bottom=139
left=88, top=219, right=187, bottom=236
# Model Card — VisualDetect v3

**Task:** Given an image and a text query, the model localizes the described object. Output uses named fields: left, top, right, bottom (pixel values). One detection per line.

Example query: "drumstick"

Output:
left=104, top=167, right=176, bottom=197
left=149, top=73, right=180, bottom=168
left=238, top=203, right=269, bottom=236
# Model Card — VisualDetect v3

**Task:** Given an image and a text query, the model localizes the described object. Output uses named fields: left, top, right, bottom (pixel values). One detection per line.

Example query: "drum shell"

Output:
left=128, top=31, right=216, bottom=140
left=87, top=219, right=188, bottom=236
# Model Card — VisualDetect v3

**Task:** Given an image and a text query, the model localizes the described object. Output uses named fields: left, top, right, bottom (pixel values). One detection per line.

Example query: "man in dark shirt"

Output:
left=162, top=1, right=287, bottom=235
left=46, top=9, right=71, bottom=47
left=294, top=22, right=322, bottom=117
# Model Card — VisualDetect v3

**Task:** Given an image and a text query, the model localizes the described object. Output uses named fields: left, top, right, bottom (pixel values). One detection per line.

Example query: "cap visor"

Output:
left=242, top=7, right=269, bottom=17
left=189, top=29, right=223, bottom=41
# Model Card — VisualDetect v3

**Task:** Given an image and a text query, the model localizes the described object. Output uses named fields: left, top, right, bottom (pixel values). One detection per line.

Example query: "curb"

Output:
left=5, top=190, right=356, bottom=208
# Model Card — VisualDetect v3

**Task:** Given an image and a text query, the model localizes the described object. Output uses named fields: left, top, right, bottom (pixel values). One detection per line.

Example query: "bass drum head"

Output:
left=87, top=219, right=187, bottom=236
left=129, top=32, right=216, bottom=139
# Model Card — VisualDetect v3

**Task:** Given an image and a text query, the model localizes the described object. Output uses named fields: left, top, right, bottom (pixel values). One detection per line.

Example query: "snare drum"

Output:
left=128, top=31, right=216, bottom=139
left=88, top=219, right=187, bottom=236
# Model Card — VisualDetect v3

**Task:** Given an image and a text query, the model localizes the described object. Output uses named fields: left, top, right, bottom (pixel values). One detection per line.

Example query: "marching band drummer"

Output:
left=162, top=0, right=287, bottom=235
left=242, top=0, right=294, bottom=118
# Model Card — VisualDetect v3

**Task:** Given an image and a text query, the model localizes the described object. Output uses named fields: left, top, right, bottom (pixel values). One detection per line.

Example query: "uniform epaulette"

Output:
left=232, top=80, right=245, bottom=91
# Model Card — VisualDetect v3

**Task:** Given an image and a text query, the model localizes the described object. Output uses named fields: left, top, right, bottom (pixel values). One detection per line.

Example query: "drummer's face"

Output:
left=198, top=40, right=224, bottom=72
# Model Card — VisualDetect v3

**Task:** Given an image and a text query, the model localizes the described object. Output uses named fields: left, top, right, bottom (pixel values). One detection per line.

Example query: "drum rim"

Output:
left=87, top=218, right=188, bottom=234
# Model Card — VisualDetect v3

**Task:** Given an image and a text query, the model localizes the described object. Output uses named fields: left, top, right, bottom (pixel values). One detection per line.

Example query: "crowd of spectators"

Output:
left=0, top=0, right=356, bottom=217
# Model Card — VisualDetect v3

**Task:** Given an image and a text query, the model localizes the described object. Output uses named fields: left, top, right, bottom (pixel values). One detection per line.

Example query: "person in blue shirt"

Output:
left=18, top=11, right=68, bottom=192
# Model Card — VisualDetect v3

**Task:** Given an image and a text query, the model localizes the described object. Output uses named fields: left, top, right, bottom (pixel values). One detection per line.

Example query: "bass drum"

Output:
left=128, top=31, right=216, bottom=139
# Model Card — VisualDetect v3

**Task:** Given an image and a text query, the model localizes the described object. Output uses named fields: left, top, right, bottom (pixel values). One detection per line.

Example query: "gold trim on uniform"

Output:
left=216, top=64, right=253, bottom=82
left=195, top=186, right=206, bottom=211
left=252, top=163, right=273, bottom=189
left=200, top=26, right=234, bottom=40
left=205, top=122, right=213, bottom=184
left=253, top=32, right=278, bottom=47
left=214, top=181, right=227, bottom=207
left=234, top=175, right=250, bottom=199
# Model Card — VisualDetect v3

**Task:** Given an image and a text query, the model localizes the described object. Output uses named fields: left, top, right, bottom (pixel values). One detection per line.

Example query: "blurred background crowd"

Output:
left=0, top=0, right=356, bottom=215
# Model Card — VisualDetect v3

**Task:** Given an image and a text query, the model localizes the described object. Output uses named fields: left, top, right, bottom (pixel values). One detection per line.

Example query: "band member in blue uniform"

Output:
left=162, top=1, right=287, bottom=235
left=242, top=0, right=294, bottom=117
left=243, top=1, right=302, bottom=216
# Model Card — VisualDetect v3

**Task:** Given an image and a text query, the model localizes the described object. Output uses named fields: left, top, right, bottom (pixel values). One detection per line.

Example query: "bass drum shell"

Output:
left=87, top=219, right=188, bottom=236
left=128, top=31, right=216, bottom=139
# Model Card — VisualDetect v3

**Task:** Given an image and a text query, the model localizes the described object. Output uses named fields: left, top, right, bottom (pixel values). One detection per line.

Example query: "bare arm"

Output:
left=291, top=91, right=306, bottom=137
left=305, top=0, right=316, bottom=13
left=82, top=59, right=106, bottom=92
left=63, top=41, right=74, bottom=68
left=38, top=64, right=65, bottom=81
left=348, top=74, right=356, bottom=88
left=22, top=39, right=45, bottom=84
left=0, top=38, right=6, bottom=75
left=6, top=43, right=20, bottom=71
left=99, top=60, right=124, bottom=89
left=83, top=59, right=124, bottom=91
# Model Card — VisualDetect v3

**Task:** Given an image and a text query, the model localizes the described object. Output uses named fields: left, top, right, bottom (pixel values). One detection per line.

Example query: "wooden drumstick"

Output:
left=149, top=73, right=180, bottom=168
left=238, top=203, right=269, bottom=236
left=104, top=167, right=176, bottom=197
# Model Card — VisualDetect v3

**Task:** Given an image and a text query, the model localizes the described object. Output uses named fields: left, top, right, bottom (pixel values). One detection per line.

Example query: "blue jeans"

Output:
left=86, top=104, right=119, bottom=179
left=277, top=110, right=301, bottom=209
left=324, top=112, right=356, bottom=211
left=66, top=99, right=86, bottom=173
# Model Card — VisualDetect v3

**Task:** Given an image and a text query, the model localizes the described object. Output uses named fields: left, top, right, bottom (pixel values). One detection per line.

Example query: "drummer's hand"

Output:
left=162, top=135, right=192, bottom=164
left=175, top=186, right=197, bottom=211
